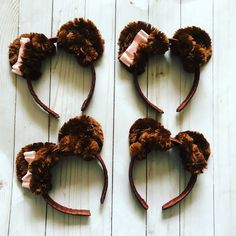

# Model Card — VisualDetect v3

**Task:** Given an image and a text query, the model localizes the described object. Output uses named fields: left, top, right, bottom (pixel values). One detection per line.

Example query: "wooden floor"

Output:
left=1, top=0, right=236, bottom=235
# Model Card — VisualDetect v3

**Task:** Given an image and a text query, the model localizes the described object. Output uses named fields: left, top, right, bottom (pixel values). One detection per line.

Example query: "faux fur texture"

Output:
left=16, top=142, right=58, bottom=195
left=170, top=26, right=212, bottom=72
left=9, top=33, right=56, bottom=79
left=175, top=131, right=211, bottom=174
left=129, top=118, right=172, bottom=160
left=57, top=18, right=104, bottom=66
left=58, top=115, right=104, bottom=161
left=118, top=21, right=169, bottom=75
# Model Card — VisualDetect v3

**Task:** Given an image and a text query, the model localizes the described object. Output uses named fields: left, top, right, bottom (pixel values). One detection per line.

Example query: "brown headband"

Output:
left=128, top=118, right=210, bottom=210
left=16, top=115, right=108, bottom=216
left=118, top=22, right=212, bottom=113
left=9, top=18, right=104, bottom=118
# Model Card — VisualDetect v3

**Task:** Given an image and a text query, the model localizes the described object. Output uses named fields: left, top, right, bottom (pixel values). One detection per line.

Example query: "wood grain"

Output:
left=0, top=1, right=19, bottom=235
left=1, top=0, right=236, bottom=235
left=214, top=1, right=236, bottom=235
left=113, top=1, right=148, bottom=235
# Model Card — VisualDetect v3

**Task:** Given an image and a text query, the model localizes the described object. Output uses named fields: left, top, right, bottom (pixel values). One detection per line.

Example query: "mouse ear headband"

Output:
left=9, top=18, right=104, bottom=118
left=128, top=118, right=211, bottom=210
left=16, top=115, right=108, bottom=216
left=118, top=22, right=212, bottom=113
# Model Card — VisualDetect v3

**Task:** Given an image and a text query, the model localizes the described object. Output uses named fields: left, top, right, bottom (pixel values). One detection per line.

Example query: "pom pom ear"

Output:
left=118, top=21, right=169, bottom=75
left=57, top=115, right=108, bottom=208
left=57, top=18, right=104, bottom=66
left=58, top=115, right=104, bottom=161
left=128, top=118, right=173, bottom=209
left=171, top=26, right=212, bottom=112
left=129, top=118, right=173, bottom=158
left=56, top=19, right=103, bottom=111
left=118, top=21, right=169, bottom=113
left=175, top=131, right=211, bottom=174
left=170, top=26, right=212, bottom=73
left=9, top=33, right=56, bottom=80
left=9, top=33, right=59, bottom=118
left=16, top=142, right=58, bottom=195
left=162, top=131, right=211, bottom=210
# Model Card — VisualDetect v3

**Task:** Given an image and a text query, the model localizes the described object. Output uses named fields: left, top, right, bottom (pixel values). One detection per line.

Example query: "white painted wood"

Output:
left=214, top=1, right=236, bottom=235
left=84, top=1, right=115, bottom=235
left=1, top=0, right=236, bottom=235
left=0, top=1, right=19, bottom=236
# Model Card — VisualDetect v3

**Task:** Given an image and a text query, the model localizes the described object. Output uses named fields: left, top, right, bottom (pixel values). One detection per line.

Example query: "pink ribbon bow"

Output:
left=21, top=151, right=35, bottom=189
left=12, top=37, right=30, bottom=76
left=120, top=29, right=149, bottom=67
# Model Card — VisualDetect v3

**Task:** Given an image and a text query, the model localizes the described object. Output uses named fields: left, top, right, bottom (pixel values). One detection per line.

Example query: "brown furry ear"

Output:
left=16, top=142, right=58, bottom=195
left=57, top=18, right=104, bottom=66
left=57, top=115, right=108, bottom=209
left=162, top=130, right=211, bottom=210
left=129, top=118, right=172, bottom=159
left=118, top=21, right=169, bottom=75
left=128, top=117, right=173, bottom=210
left=8, top=33, right=59, bottom=118
left=170, top=26, right=212, bottom=72
left=9, top=33, right=56, bottom=80
left=175, top=131, right=211, bottom=174
left=58, top=115, right=104, bottom=161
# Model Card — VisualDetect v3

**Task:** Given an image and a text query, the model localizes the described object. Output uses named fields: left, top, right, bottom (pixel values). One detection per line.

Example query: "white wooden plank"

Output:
left=214, top=1, right=236, bottom=235
left=0, top=1, right=19, bottom=235
left=84, top=0, right=115, bottom=235
left=8, top=1, right=53, bottom=235
left=146, top=0, right=181, bottom=235
left=113, top=1, right=149, bottom=236
left=179, top=1, right=214, bottom=236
